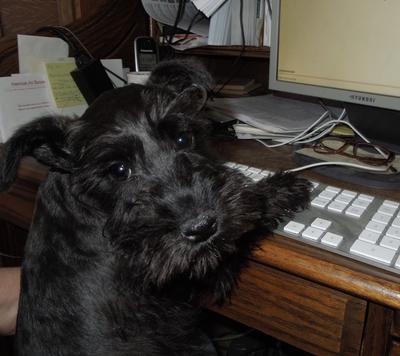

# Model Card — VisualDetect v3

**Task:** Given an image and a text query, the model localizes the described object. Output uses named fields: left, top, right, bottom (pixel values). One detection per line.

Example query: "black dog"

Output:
left=0, top=59, right=310, bottom=355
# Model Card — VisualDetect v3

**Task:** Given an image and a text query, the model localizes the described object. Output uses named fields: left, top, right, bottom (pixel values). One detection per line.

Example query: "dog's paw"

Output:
left=256, top=172, right=312, bottom=219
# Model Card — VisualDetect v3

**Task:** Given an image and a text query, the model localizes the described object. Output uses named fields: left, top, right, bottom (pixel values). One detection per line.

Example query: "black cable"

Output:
left=166, top=0, right=187, bottom=45
left=266, top=0, right=272, bottom=16
left=36, top=26, right=127, bottom=85
left=169, top=9, right=205, bottom=46
left=37, top=26, right=91, bottom=66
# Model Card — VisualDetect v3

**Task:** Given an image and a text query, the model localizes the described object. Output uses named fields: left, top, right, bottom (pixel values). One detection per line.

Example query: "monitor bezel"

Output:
left=268, top=0, right=400, bottom=111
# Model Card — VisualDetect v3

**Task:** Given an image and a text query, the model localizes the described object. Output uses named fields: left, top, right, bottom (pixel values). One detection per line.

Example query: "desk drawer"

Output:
left=212, top=261, right=367, bottom=356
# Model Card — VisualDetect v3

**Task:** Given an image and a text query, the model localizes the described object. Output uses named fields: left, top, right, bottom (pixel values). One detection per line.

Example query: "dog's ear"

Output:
left=146, top=59, right=214, bottom=94
left=164, top=84, right=208, bottom=117
left=0, top=115, right=73, bottom=191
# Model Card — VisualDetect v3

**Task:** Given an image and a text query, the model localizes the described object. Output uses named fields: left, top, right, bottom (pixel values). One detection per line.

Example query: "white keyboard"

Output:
left=225, top=161, right=400, bottom=275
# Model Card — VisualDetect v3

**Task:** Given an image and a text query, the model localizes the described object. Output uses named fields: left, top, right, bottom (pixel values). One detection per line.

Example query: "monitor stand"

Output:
left=345, top=103, right=400, bottom=147
left=294, top=103, right=400, bottom=190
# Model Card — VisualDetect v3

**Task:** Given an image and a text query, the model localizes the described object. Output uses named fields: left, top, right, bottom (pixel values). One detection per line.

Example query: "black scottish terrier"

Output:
left=0, top=59, right=310, bottom=355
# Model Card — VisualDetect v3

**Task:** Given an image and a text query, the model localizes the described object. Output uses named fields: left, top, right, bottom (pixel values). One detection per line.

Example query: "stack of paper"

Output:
left=214, top=78, right=261, bottom=96
left=209, top=95, right=330, bottom=140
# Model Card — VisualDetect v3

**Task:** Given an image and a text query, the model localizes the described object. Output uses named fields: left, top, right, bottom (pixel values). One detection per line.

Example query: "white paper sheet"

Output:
left=18, top=35, right=69, bottom=74
left=141, top=0, right=210, bottom=36
left=210, top=95, right=329, bottom=133
left=191, top=0, right=227, bottom=18
left=0, top=75, right=57, bottom=142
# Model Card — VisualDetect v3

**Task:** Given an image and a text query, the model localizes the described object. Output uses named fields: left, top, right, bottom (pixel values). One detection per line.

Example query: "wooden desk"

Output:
left=1, top=140, right=400, bottom=355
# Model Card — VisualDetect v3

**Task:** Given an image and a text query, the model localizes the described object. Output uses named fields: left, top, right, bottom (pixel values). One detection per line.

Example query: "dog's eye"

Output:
left=109, top=163, right=132, bottom=180
left=176, top=132, right=194, bottom=149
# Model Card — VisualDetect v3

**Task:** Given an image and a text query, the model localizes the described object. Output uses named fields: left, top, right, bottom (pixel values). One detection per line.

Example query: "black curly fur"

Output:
left=0, top=59, right=311, bottom=356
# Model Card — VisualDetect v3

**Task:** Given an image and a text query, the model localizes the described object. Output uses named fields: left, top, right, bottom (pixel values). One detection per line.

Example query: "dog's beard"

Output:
left=105, top=170, right=268, bottom=292
left=113, top=218, right=240, bottom=286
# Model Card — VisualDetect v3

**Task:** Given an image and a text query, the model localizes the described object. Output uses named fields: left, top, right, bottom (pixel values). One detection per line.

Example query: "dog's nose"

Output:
left=182, top=213, right=217, bottom=242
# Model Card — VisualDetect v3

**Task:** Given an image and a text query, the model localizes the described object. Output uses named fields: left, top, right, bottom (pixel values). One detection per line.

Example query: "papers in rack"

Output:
left=17, top=35, right=69, bottom=74
left=208, top=1, right=231, bottom=45
left=209, top=95, right=331, bottom=141
left=39, top=58, right=87, bottom=117
left=208, top=0, right=264, bottom=46
left=191, top=0, right=227, bottom=18
left=141, top=0, right=210, bottom=36
left=0, top=35, right=130, bottom=143
left=230, top=0, right=259, bottom=46
left=0, top=75, right=56, bottom=142
left=141, top=0, right=268, bottom=48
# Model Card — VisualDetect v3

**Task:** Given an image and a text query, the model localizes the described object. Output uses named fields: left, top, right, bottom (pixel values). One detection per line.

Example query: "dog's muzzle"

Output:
left=181, top=213, right=217, bottom=243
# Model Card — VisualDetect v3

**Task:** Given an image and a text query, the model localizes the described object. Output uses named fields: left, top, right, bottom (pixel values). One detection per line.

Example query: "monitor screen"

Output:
left=269, top=0, right=400, bottom=111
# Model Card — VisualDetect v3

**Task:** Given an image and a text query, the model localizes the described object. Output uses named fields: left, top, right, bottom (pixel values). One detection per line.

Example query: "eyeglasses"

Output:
left=312, top=137, right=395, bottom=166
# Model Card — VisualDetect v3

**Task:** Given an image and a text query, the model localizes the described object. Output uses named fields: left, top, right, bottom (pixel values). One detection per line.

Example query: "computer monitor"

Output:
left=268, top=0, right=400, bottom=144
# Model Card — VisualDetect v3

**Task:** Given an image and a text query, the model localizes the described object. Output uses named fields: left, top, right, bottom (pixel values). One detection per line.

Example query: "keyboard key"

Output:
left=380, top=236, right=400, bottom=251
left=283, top=221, right=305, bottom=235
left=319, top=190, right=337, bottom=200
left=382, top=200, right=400, bottom=209
left=302, top=227, right=324, bottom=241
left=378, top=204, right=397, bottom=217
left=345, top=205, right=365, bottom=218
left=392, top=217, right=400, bottom=228
left=311, top=218, right=332, bottom=230
left=358, top=194, right=374, bottom=202
left=325, top=186, right=341, bottom=194
left=341, top=190, right=357, bottom=198
left=311, top=197, right=330, bottom=208
left=235, top=164, right=249, bottom=171
left=386, top=226, right=400, bottom=239
left=260, top=170, right=272, bottom=176
left=395, top=256, right=400, bottom=269
left=321, top=232, right=343, bottom=247
left=371, top=212, right=392, bottom=225
left=335, top=194, right=353, bottom=204
left=247, top=167, right=262, bottom=174
left=225, top=162, right=238, bottom=168
left=249, top=173, right=264, bottom=182
left=350, top=239, right=395, bottom=265
left=352, top=198, right=371, bottom=209
left=365, top=221, right=386, bottom=234
left=359, top=229, right=381, bottom=244
left=328, top=201, right=347, bottom=213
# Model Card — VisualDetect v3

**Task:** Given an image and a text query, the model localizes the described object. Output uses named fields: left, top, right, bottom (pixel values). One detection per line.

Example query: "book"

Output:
left=216, top=82, right=262, bottom=96
left=214, top=78, right=256, bottom=91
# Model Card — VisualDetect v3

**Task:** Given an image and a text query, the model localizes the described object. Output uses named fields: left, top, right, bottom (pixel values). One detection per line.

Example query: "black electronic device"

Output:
left=134, top=36, right=159, bottom=72
left=70, top=59, right=114, bottom=104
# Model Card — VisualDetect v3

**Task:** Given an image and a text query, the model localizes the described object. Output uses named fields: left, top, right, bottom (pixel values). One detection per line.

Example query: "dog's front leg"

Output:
left=194, top=170, right=311, bottom=305
left=254, top=172, right=311, bottom=229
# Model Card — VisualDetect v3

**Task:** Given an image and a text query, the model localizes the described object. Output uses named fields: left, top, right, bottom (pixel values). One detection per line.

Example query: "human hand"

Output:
left=0, top=267, right=21, bottom=335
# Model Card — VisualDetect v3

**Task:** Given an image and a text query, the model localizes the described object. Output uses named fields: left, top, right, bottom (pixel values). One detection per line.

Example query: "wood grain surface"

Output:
left=212, top=261, right=366, bottom=355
